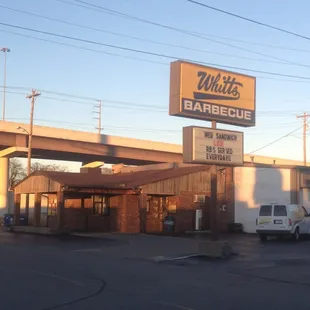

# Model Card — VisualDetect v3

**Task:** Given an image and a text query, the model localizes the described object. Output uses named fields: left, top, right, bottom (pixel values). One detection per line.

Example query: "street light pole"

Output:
left=1, top=47, right=11, bottom=121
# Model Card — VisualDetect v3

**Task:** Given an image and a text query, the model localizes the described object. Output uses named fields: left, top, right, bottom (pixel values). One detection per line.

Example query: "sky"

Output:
left=1, top=0, right=310, bottom=171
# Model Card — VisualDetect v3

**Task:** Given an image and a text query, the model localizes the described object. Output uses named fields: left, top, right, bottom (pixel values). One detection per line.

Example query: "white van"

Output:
left=256, top=204, right=310, bottom=241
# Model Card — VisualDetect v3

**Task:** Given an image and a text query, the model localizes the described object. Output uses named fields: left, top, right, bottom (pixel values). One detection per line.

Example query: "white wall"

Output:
left=0, top=157, right=9, bottom=216
left=234, top=167, right=291, bottom=233
left=299, top=188, right=310, bottom=212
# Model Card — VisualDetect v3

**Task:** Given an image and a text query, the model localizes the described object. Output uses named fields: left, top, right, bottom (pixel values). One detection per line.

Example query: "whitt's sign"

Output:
left=183, top=126, right=244, bottom=165
left=169, top=61, right=256, bottom=127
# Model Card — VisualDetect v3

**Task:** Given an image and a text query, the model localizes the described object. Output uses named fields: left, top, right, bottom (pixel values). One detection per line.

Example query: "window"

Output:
left=274, top=205, right=287, bottom=216
left=48, top=198, right=57, bottom=216
left=167, top=197, right=177, bottom=214
left=93, top=196, right=109, bottom=215
left=302, top=206, right=309, bottom=217
left=259, top=205, right=272, bottom=216
left=307, top=189, right=310, bottom=202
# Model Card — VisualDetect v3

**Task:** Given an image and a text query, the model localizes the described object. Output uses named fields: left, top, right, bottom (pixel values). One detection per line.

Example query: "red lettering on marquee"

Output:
left=213, top=140, right=224, bottom=147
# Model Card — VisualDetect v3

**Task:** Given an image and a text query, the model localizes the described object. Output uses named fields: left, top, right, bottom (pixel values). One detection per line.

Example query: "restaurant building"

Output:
left=12, top=162, right=310, bottom=234
left=12, top=163, right=233, bottom=234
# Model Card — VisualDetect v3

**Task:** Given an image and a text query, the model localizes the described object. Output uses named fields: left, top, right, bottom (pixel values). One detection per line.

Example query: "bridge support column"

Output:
left=0, top=157, right=9, bottom=216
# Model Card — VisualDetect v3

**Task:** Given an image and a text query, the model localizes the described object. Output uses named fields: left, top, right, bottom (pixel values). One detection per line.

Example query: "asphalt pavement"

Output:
left=1, top=232, right=310, bottom=310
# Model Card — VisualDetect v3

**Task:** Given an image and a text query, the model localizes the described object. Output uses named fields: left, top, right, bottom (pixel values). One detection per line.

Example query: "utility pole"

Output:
left=1, top=47, right=11, bottom=121
left=26, top=89, right=41, bottom=176
left=297, top=112, right=310, bottom=166
left=93, top=100, right=103, bottom=135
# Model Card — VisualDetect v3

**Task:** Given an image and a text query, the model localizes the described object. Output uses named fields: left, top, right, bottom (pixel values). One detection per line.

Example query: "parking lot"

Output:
left=1, top=232, right=310, bottom=310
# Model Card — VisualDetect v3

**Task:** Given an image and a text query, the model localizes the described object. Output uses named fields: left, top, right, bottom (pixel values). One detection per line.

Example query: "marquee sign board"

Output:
left=183, top=126, right=244, bottom=165
left=169, top=61, right=256, bottom=127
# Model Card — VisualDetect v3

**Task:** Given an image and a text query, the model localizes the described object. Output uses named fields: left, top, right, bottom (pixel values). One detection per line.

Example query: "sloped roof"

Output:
left=24, top=166, right=209, bottom=190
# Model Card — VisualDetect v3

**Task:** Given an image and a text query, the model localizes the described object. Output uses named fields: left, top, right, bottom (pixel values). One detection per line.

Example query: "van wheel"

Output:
left=293, top=228, right=300, bottom=241
left=259, top=235, right=267, bottom=242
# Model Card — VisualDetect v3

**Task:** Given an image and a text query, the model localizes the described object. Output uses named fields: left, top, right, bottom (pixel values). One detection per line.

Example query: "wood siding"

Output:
left=14, top=176, right=61, bottom=194
left=141, top=170, right=211, bottom=195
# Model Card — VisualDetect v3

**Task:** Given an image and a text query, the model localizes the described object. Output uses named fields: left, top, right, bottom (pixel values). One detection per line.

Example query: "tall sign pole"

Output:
left=210, top=121, right=218, bottom=240
left=171, top=60, right=255, bottom=241
left=26, top=89, right=41, bottom=176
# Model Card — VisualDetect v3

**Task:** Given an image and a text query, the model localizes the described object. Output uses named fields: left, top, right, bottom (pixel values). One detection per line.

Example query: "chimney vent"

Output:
left=80, top=167, right=102, bottom=175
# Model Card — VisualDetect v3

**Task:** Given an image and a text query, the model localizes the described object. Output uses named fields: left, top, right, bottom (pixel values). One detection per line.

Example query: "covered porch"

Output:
left=12, top=171, right=139, bottom=234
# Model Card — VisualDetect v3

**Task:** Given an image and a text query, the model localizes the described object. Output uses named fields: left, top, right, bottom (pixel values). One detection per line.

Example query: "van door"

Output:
left=258, top=205, right=273, bottom=229
left=270, top=205, right=289, bottom=231
left=300, top=206, right=310, bottom=234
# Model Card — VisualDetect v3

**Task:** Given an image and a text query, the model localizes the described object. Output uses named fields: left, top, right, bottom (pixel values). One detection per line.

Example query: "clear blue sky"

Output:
left=1, top=0, right=310, bottom=170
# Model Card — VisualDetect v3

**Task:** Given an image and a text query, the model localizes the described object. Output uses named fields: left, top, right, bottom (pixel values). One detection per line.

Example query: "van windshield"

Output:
left=259, top=205, right=272, bottom=216
left=274, top=205, right=287, bottom=216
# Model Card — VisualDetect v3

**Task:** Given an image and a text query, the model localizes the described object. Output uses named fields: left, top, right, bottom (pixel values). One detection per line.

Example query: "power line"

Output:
left=4, top=29, right=310, bottom=85
left=5, top=117, right=303, bottom=134
left=53, top=0, right=308, bottom=67
left=0, top=29, right=169, bottom=67
left=2, top=24, right=310, bottom=83
left=1, top=4, right=308, bottom=68
left=1, top=86, right=309, bottom=117
left=247, top=124, right=305, bottom=154
left=1, top=21, right=310, bottom=81
left=54, top=0, right=310, bottom=54
left=186, top=0, right=310, bottom=42
left=59, top=0, right=310, bottom=54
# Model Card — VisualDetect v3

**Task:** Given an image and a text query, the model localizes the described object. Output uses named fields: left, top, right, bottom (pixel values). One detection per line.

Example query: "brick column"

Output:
left=56, top=191, right=65, bottom=230
left=25, top=194, right=29, bottom=219
left=14, top=194, right=21, bottom=225
left=33, top=193, right=41, bottom=227
left=120, top=195, right=140, bottom=233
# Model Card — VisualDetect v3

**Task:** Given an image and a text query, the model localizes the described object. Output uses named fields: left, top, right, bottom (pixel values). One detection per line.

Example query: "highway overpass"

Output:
left=0, top=120, right=308, bottom=214
left=0, top=121, right=183, bottom=165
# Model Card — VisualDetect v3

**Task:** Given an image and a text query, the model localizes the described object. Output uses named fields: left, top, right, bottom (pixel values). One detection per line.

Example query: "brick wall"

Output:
left=47, top=186, right=235, bottom=234
left=87, top=214, right=109, bottom=232
left=64, top=208, right=90, bottom=231
left=174, top=191, right=210, bottom=233
left=120, top=195, right=140, bottom=233
left=173, top=167, right=234, bottom=233
left=49, top=194, right=140, bottom=233
left=146, top=196, right=163, bottom=233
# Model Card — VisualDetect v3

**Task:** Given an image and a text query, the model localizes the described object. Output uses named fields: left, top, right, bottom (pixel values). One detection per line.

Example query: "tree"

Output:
left=9, top=159, right=69, bottom=187
left=9, top=158, right=26, bottom=187
left=29, top=162, right=69, bottom=174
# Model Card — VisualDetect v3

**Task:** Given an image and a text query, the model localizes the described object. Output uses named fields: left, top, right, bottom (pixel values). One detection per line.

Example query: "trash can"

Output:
left=163, top=215, right=175, bottom=233
left=19, top=214, right=28, bottom=226
left=3, top=214, right=13, bottom=227
left=3, top=213, right=28, bottom=227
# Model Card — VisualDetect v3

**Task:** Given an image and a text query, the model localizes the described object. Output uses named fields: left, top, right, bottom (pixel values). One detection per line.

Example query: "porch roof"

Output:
left=13, top=165, right=209, bottom=193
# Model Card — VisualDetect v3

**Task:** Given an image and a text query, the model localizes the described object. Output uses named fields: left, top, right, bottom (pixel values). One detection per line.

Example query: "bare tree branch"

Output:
left=9, top=159, right=69, bottom=186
